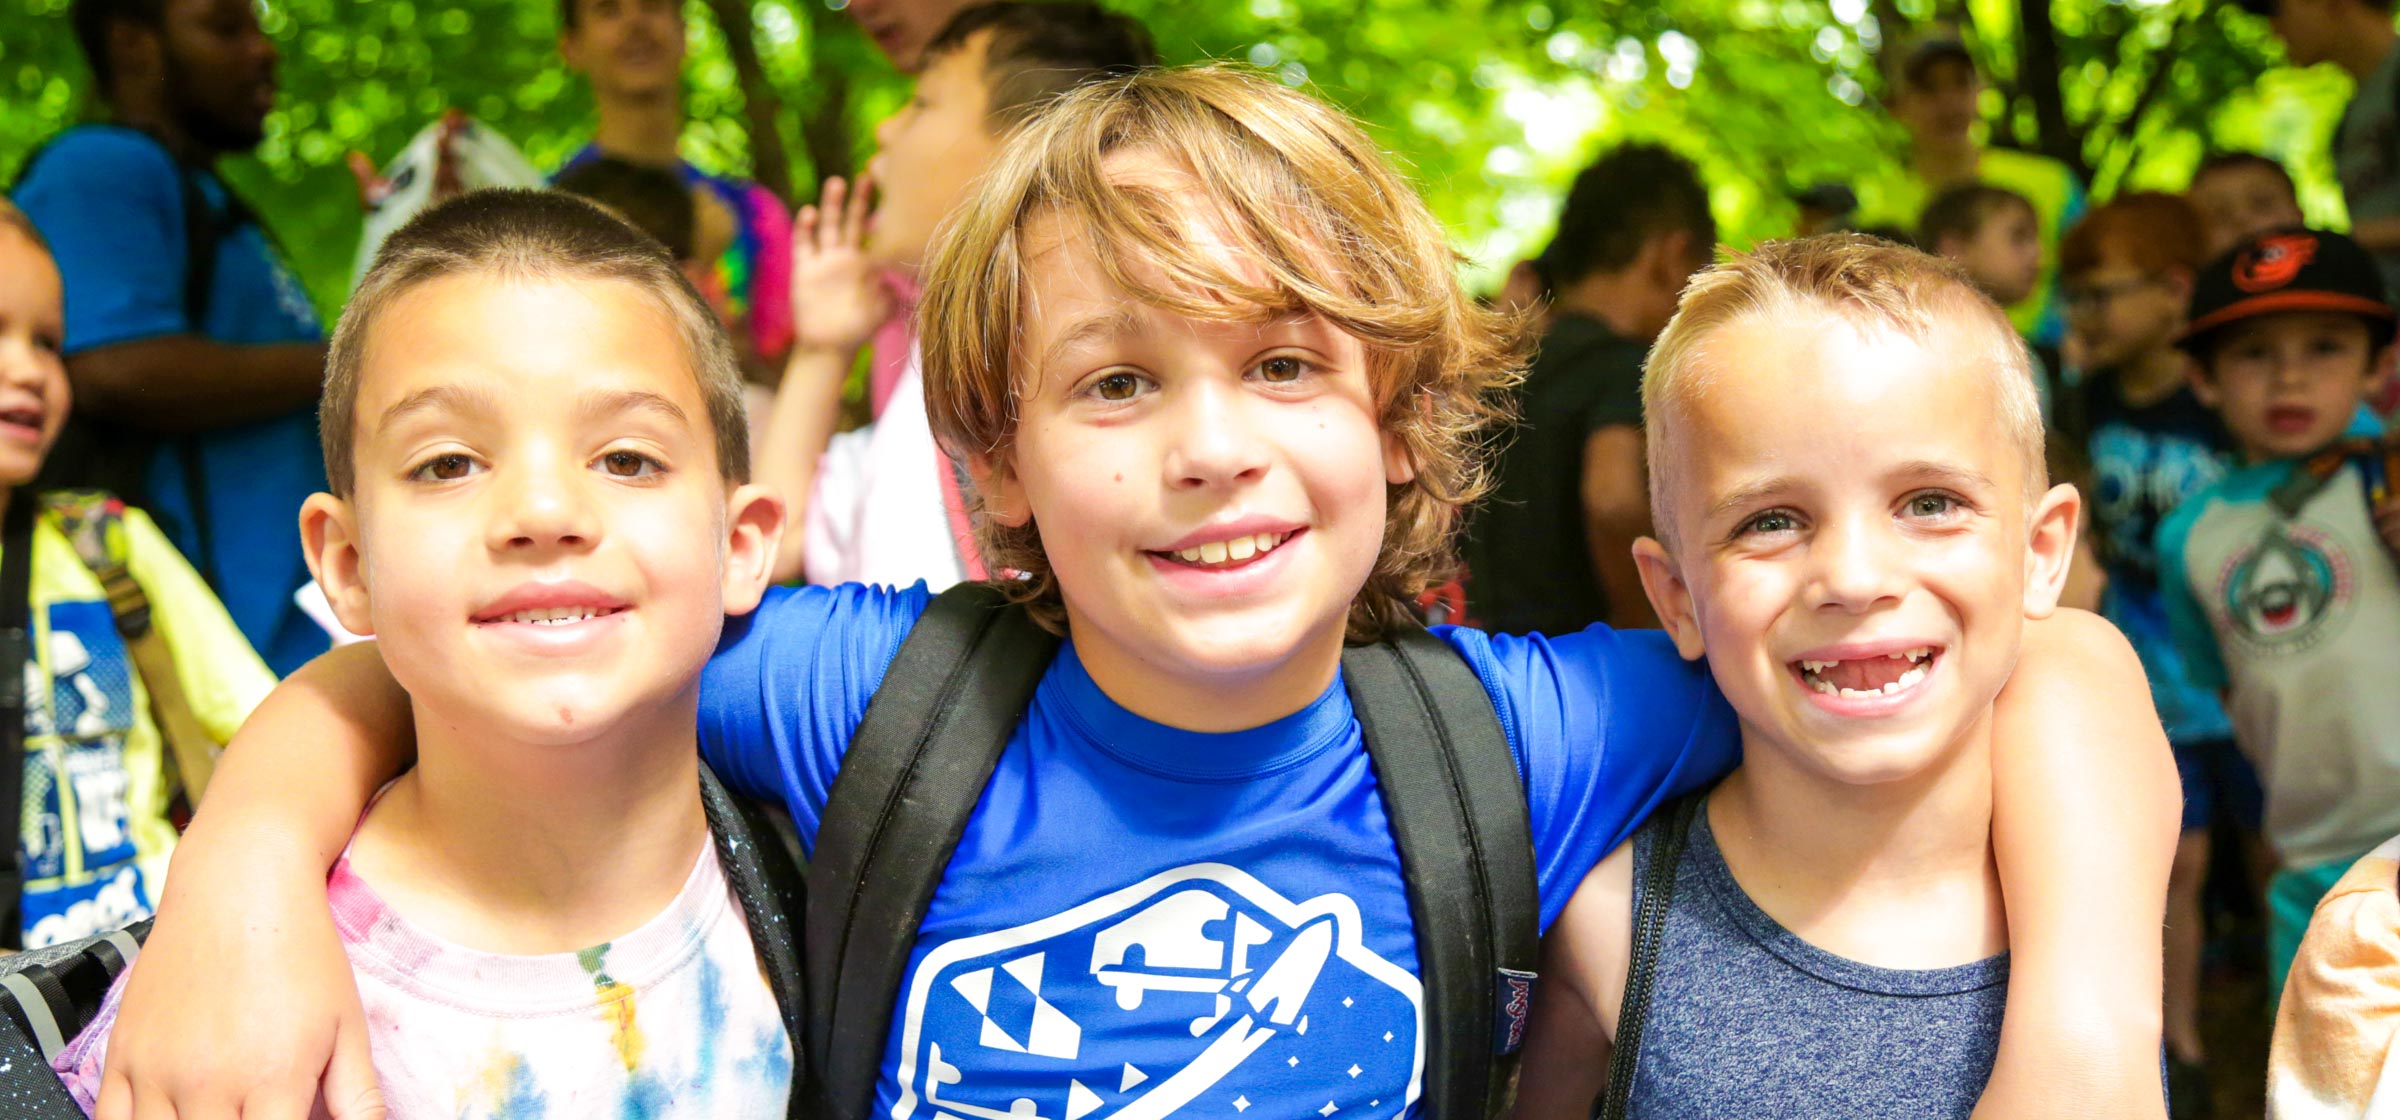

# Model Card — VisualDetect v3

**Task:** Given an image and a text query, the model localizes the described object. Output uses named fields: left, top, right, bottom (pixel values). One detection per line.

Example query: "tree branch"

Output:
left=700, top=0, right=795, bottom=201
left=2014, top=0, right=2086, bottom=177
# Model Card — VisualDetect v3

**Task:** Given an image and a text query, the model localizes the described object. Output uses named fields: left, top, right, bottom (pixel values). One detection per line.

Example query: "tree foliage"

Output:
left=0, top=0, right=2363, bottom=314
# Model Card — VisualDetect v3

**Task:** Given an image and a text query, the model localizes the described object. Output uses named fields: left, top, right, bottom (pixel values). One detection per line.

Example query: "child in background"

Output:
left=0, top=198, right=272, bottom=951
left=761, top=0, right=1154, bottom=589
left=90, top=67, right=2176, bottom=1120
left=52, top=189, right=797, bottom=1116
left=1922, top=183, right=2059, bottom=407
left=1515, top=235, right=2098, bottom=1117
left=2158, top=229, right=2400, bottom=1005
left=2058, top=191, right=2257, bottom=1097
left=2188, top=152, right=2308, bottom=261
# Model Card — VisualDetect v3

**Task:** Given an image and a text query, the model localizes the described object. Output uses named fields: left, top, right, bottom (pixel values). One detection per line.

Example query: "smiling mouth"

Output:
left=1792, top=646, right=1939, bottom=700
left=1151, top=530, right=1296, bottom=570
left=0, top=406, right=43, bottom=431
left=479, top=605, right=627, bottom=626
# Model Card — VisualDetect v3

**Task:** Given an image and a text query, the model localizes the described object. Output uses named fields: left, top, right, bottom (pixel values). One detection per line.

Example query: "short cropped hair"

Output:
left=1642, top=234, right=2043, bottom=550
left=71, top=0, right=167, bottom=92
left=323, top=189, right=747, bottom=497
left=923, top=2, right=1158, bottom=130
left=1918, top=183, right=2035, bottom=252
left=0, top=197, right=50, bottom=253
left=2060, top=191, right=2208, bottom=278
left=2193, top=151, right=2298, bottom=198
left=1547, top=144, right=1715, bottom=286
left=918, top=64, right=1525, bottom=640
left=553, top=158, right=698, bottom=261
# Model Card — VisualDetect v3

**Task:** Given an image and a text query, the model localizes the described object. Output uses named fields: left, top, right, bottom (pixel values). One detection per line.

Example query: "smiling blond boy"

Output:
left=1514, top=235, right=2133, bottom=1118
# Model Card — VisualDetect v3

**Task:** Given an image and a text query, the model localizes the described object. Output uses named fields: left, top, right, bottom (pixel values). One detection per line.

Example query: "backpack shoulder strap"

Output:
left=806, top=581, right=1060, bottom=1120
left=0, top=917, right=152, bottom=1118
left=1342, top=626, right=1538, bottom=1119
left=698, top=762, right=810, bottom=1118
left=1596, top=792, right=1704, bottom=1120
left=41, top=492, right=221, bottom=802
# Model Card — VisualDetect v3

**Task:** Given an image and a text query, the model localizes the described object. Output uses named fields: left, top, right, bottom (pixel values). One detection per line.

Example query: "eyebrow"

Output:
left=1703, top=460, right=2000, bottom=521
left=1038, top=307, right=1148, bottom=376
left=578, top=389, right=692, bottom=427
left=377, top=383, right=498, bottom=429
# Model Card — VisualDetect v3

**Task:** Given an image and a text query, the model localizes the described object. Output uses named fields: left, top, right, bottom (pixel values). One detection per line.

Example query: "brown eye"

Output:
left=1091, top=373, right=1145, bottom=402
left=410, top=453, right=477, bottom=482
left=1257, top=356, right=1308, bottom=382
left=600, top=450, right=661, bottom=478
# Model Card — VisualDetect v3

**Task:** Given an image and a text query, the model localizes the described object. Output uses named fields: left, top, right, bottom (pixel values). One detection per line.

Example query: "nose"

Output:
left=1804, top=511, right=1904, bottom=614
left=1163, top=377, right=1269, bottom=492
left=486, top=454, right=601, bottom=556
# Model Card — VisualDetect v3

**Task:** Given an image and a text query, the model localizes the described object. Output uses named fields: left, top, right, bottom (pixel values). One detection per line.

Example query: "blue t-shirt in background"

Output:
left=13, top=125, right=328, bottom=676
left=700, top=582, right=1739, bottom=1120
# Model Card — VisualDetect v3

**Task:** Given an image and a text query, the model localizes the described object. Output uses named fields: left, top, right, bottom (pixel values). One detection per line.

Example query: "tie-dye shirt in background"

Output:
left=54, top=840, right=792, bottom=1118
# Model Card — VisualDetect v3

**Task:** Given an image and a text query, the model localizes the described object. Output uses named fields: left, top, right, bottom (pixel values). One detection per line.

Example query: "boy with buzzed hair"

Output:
left=47, top=189, right=799, bottom=1117
left=1921, top=183, right=2044, bottom=313
left=1513, top=235, right=2130, bottom=1118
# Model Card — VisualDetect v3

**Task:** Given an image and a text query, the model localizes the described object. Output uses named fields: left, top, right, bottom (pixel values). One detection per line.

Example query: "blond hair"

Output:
left=324, top=189, right=748, bottom=497
left=919, top=64, right=1525, bottom=638
left=1642, top=234, right=2044, bottom=549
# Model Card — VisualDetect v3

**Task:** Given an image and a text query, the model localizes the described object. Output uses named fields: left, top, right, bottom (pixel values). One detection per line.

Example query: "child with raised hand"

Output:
left=762, top=1, right=1154, bottom=590
left=2154, top=229, right=2400, bottom=1008
left=97, top=66, right=2174, bottom=1120
left=0, top=199, right=273, bottom=953
left=55, top=189, right=797, bottom=1117
left=1511, top=235, right=2117, bottom=1117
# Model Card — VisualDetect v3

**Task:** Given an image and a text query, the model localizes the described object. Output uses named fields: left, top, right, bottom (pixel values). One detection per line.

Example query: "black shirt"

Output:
left=1465, top=313, right=1649, bottom=636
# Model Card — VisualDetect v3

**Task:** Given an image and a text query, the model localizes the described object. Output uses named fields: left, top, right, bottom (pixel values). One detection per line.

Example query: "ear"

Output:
left=1631, top=536, right=1707, bottom=660
left=2186, top=359, right=2223, bottom=409
left=2164, top=267, right=2197, bottom=306
left=2020, top=482, right=2083, bottom=619
left=558, top=29, right=587, bottom=72
left=1647, top=230, right=1695, bottom=286
left=719, top=483, right=786, bottom=616
left=967, top=450, right=1032, bottom=527
left=1383, top=409, right=1421, bottom=487
left=106, top=18, right=163, bottom=90
left=300, top=493, right=376, bottom=638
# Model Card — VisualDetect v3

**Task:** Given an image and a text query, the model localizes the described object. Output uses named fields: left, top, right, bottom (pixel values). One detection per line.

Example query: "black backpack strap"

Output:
left=1596, top=793, right=1704, bottom=1120
left=1342, top=626, right=1538, bottom=1119
left=0, top=494, right=37, bottom=946
left=0, top=916, right=153, bottom=1118
left=698, top=762, right=809, bottom=1116
left=806, top=582, right=1059, bottom=1120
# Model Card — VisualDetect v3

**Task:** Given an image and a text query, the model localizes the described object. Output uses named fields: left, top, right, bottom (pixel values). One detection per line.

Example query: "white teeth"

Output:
left=1169, top=531, right=1291, bottom=567
left=1178, top=546, right=1204, bottom=563
left=1809, top=677, right=1836, bottom=695
left=1200, top=540, right=1227, bottom=564
left=1838, top=686, right=1881, bottom=699
left=504, top=606, right=603, bottom=625
left=1254, top=532, right=1280, bottom=555
left=1227, top=535, right=1257, bottom=562
left=1799, top=659, right=1834, bottom=674
left=1895, top=664, right=1927, bottom=689
left=1905, top=647, right=1931, bottom=662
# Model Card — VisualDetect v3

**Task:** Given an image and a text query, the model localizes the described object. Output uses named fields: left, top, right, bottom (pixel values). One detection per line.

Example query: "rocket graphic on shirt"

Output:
left=892, top=864, right=1424, bottom=1119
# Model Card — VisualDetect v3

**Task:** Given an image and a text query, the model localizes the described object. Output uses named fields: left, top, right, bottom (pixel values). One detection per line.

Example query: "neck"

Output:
left=2116, top=345, right=2190, bottom=407
left=2337, top=18, right=2400, bottom=81
left=1555, top=269, right=1666, bottom=342
left=592, top=88, right=685, bottom=166
left=1708, top=714, right=2005, bottom=969
left=348, top=690, right=710, bottom=954
left=105, top=100, right=211, bottom=165
left=1909, top=135, right=1980, bottom=188
left=1070, top=617, right=1345, bottom=734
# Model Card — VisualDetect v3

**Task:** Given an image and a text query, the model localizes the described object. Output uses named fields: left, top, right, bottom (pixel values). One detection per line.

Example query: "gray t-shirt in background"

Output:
left=2338, top=41, right=2400, bottom=299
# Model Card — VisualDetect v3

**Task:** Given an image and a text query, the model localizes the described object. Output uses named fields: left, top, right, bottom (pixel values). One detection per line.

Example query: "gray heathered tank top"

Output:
left=1619, top=798, right=2009, bottom=1119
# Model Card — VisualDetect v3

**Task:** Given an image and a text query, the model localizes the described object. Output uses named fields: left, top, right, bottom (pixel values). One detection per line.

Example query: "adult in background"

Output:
left=1855, top=28, right=2085, bottom=347
left=2247, top=0, right=2400, bottom=298
left=554, top=0, right=793, bottom=382
left=1465, top=144, right=1713, bottom=636
left=13, top=0, right=329, bottom=676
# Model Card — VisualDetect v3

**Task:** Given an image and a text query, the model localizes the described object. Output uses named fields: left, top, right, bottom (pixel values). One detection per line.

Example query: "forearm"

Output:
left=169, top=642, right=414, bottom=895
left=70, top=336, right=328, bottom=430
left=762, top=345, right=855, bottom=584
left=1976, top=610, right=2176, bottom=1119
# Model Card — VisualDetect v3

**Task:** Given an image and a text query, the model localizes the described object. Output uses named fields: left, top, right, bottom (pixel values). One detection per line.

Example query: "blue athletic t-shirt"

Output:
left=700, top=583, right=1739, bottom=1119
left=13, top=125, right=328, bottom=676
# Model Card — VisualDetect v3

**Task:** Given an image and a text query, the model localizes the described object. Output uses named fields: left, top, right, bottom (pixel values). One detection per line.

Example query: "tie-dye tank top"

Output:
left=54, top=839, right=793, bottom=1118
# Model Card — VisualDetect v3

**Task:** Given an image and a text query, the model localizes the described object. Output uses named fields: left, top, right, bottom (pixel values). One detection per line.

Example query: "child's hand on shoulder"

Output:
left=2374, top=491, right=2399, bottom=563
left=791, top=175, right=892, bottom=360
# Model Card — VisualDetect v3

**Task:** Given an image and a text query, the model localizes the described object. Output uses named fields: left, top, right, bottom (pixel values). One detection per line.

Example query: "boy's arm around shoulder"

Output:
left=1979, top=609, right=2177, bottom=1120
left=96, top=642, right=410, bottom=1120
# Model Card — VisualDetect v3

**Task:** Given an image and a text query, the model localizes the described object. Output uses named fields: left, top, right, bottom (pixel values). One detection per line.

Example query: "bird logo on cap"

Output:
left=2235, top=233, right=2318, bottom=293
